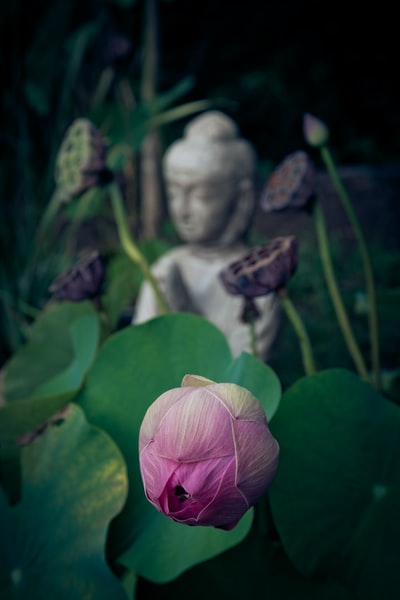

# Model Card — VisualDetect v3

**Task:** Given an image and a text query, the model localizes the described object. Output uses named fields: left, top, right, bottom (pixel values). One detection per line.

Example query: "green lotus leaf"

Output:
left=268, top=368, right=400, bottom=600
left=77, top=313, right=281, bottom=581
left=136, top=527, right=354, bottom=599
left=0, top=302, right=100, bottom=445
left=4, top=301, right=100, bottom=403
left=0, top=403, right=128, bottom=599
left=119, top=506, right=253, bottom=584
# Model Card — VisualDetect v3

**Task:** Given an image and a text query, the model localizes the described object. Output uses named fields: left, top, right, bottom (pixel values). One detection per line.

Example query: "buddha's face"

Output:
left=165, top=170, right=238, bottom=245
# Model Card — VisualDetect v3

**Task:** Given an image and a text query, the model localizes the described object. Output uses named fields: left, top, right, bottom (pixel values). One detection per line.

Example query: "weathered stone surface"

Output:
left=133, top=111, right=282, bottom=361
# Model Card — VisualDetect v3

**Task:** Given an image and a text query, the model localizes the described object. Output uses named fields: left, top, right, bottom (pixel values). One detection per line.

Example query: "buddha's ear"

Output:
left=220, top=177, right=256, bottom=245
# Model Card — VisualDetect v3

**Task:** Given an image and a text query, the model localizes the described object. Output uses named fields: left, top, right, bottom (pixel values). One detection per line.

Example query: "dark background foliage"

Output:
left=156, top=0, right=400, bottom=166
left=1, top=0, right=399, bottom=167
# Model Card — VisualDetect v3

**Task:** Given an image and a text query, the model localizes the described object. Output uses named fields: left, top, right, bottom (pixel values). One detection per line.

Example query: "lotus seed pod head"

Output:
left=139, top=378, right=280, bottom=530
left=303, top=113, right=330, bottom=147
left=54, top=118, right=108, bottom=199
left=219, top=236, right=298, bottom=299
left=48, top=250, right=105, bottom=302
left=260, top=150, right=317, bottom=212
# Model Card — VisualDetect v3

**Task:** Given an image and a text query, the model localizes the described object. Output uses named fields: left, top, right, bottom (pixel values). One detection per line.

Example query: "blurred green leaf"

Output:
left=138, top=526, right=354, bottom=599
left=120, top=507, right=253, bottom=584
left=0, top=389, right=74, bottom=456
left=269, top=368, right=400, bottom=600
left=139, top=100, right=213, bottom=136
left=106, top=143, right=136, bottom=172
left=102, top=253, right=141, bottom=330
left=121, top=568, right=138, bottom=599
left=4, top=301, right=100, bottom=403
left=33, top=313, right=99, bottom=398
left=354, top=288, right=400, bottom=321
left=0, top=302, right=100, bottom=446
left=150, top=76, right=196, bottom=112
left=24, top=0, right=78, bottom=115
left=380, top=368, right=400, bottom=403
left=102, top=239, right=172, bottom=330
left=77, top=313, right=280, bottom=581
left=24, top=81, right=49, bottom=116
left=93, top=92, right=212, bottom=152
left=0, top=404, right=128, bottom=599
left=62, top=187, right=106, bottom=223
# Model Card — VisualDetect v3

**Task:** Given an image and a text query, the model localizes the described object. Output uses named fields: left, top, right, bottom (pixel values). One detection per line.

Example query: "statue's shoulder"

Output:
left=151, top=245, right=188, bottom=272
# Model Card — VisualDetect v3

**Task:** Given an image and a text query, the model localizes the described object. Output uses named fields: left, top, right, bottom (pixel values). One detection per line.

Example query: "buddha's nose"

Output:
left=180, top=195, right=193, bottom=221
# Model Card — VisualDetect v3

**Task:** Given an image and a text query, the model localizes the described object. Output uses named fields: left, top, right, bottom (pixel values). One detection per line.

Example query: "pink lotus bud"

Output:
left=139, top=375, right=279, bottom=530
left=303, top=113, right=330, bottom=147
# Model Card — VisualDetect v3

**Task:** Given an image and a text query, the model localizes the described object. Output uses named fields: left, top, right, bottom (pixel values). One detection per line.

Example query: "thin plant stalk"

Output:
left=313, top=201, right=370, bottom=382
left=278, top=290, right=317, bottom=376
left=108, top=180, right=169, bottom=315
left=320, top=145, right=380, bottom=389
left=35, top=190, right=65, bottom=242
left=248, top=316, right=258, bottom=358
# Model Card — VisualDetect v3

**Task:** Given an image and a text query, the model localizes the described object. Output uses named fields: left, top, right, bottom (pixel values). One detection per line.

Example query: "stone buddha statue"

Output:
left=132, top=110, right=281, bottom=362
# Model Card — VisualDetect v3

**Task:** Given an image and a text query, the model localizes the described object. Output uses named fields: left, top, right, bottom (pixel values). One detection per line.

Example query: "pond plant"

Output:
left=0, top=113, right=399, bottom=600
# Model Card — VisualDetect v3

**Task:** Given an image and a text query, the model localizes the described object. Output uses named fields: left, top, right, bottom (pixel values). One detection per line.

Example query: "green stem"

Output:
left=279, top=292, right=317, bottom=376
left=320, top=145, right=380, bottom=389
left=108, top=181, right=169, bottom=315
left=22, top=191, right=66, bottom=294
left=313, top=201, right=370, bottom=382
left=36, top=190, right=64, bottom=240
left=248, top=316, right=258, bottom=358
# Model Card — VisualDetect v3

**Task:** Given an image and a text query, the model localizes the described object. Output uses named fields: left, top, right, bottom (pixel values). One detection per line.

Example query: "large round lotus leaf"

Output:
left=4, top=300, right=99, bottom=403
left=135, top=527, right=354, bottom=599
left=77, top=313, right=281, bottom=581
left=0, top=403, right=128, bottom=599
left=0, top=303, right=100, bottom=449
left=268, top=368, right=400, bottom=600
left=119, top=504, right=253, bottom=583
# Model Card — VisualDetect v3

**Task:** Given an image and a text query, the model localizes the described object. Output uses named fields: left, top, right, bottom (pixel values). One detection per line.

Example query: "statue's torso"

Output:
left=133, top=244, right=281, bottom=361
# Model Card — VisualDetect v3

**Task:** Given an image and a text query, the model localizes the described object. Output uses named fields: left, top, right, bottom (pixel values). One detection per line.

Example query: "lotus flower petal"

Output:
left=206, top=383, right=266, bottom=421
left=148, top=389, right=235, bottom=461
left=233, top=419, right=280, bottom=504
left=139, top=452, right=177, bottom=501
left=160, top=457, right=235, bottom=521
left=196, top=470, right=249, bottom=528
left=139, top=387, right=188, bottom=451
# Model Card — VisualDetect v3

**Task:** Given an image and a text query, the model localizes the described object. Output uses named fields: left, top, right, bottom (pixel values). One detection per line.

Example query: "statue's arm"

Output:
left=254, top=293, right=283, bottom=362
left=132, top=255, right=199, bottom=324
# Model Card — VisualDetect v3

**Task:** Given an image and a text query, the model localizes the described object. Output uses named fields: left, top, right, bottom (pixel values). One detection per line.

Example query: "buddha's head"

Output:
left=163, top=111, right=257, bottom=247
